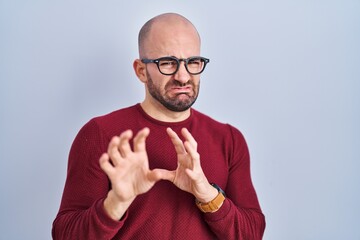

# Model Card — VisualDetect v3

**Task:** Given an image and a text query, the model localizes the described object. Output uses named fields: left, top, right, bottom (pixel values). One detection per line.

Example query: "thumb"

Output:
left=149, top=169, right=175, bottom=182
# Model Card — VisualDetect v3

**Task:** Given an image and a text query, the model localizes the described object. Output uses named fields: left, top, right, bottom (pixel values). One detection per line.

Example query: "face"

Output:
left=142, top=18, right=202, bottom=112
left=146, top=67, right=200, bottom=112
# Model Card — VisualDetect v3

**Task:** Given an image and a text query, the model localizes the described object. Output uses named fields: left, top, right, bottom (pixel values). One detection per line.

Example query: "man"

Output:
left=52, top=13, right=265, bottom=239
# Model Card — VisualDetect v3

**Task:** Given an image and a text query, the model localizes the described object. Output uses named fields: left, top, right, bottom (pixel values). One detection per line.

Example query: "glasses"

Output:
left=141, top=56, right=210, bottom=75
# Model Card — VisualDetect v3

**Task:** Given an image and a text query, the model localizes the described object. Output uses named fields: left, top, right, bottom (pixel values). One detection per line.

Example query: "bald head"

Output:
left=138, top=13, right=201, bottom=58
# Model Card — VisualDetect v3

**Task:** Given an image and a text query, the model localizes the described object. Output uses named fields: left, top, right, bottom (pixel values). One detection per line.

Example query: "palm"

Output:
left=100, top=128, right=160, bottom=202
left=165, top=128, right=210, bottom=199
left=172, top=153, right=194, bottom=192
left=109, top=150, right=155, bottom=201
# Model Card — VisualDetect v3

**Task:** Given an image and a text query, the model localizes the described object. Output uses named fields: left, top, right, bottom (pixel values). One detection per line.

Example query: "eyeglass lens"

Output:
left=158, top=57, right=206, bottom=75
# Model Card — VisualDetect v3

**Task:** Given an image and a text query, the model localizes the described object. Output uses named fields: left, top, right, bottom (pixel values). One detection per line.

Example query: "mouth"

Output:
left=169, top=86, right=192, bottom=94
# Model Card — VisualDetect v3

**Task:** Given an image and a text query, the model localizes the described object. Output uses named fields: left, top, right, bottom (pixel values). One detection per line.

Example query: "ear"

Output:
left=133, top=59, right=147, bottom=83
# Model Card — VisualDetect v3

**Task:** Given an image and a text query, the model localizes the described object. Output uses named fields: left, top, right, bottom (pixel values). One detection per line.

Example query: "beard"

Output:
left=146, top=70, right=200, bottom=112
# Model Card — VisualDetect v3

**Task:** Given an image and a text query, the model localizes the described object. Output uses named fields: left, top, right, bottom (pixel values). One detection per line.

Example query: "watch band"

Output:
left=196, top=183, right=226, bottom=213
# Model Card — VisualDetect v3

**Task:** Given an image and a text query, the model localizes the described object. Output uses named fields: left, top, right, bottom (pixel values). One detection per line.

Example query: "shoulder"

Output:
left=191, top=108, right=225, bottom=127
left=78, top=104, right=140, bottom=140
left=92, top=104, right=139, bottom=124
left=191, top=108, right=246, bottom=141
left=191, top=108, right=239, bottom=131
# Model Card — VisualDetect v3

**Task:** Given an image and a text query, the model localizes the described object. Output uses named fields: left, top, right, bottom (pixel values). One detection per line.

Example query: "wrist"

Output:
left=196, top=184, right=219, bottom=203
left=196, top=183, right=226, bottom=213
left=103, top=190, right=135, bottom=220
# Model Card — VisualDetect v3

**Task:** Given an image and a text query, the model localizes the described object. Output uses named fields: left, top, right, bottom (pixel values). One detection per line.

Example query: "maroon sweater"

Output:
left=52, top=104, right=265, bottom=239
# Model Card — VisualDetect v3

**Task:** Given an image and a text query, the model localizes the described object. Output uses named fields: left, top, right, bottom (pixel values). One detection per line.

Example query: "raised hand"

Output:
left=162, top=128, right=218, bottom=203
left=99, top=127, right=162, bottom=220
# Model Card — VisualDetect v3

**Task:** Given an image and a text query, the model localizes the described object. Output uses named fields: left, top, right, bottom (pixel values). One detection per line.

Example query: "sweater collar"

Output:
left=135, top=103, right=194, bottom=127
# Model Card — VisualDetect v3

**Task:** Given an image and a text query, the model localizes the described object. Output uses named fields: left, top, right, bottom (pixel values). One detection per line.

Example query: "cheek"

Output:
left=192, top=76, right=201, bottom=86
left=157, top=77, right=174, bottom=89
left=149, top=76, right=172, bottom=92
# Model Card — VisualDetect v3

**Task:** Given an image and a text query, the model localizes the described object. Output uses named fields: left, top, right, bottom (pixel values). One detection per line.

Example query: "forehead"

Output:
left=144, top=19, right=201, bottom=57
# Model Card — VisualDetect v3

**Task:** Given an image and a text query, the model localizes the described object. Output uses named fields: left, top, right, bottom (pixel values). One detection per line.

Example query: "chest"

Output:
left=145, top=127, right=230, bottom=187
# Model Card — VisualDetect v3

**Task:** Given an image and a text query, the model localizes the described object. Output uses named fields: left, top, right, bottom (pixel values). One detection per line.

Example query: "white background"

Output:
left=1, top=1, right=359, bottom=239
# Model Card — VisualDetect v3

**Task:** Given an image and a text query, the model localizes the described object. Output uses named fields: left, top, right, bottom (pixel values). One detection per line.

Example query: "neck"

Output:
left=140, top=100, right=191, bottom=122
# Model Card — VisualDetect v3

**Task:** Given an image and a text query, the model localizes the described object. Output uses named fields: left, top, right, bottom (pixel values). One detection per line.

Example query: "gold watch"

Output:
left=196, top=183, right=226, bottom=213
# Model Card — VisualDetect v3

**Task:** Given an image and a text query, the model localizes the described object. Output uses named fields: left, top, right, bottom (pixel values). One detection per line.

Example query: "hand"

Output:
left=99, top=128, right=162, bottom=219
left=161, top=128, right=218, bottom=203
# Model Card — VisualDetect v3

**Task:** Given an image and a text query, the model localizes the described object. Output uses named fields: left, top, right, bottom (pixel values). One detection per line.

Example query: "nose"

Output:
left=174, top=61, right=191, bottom=83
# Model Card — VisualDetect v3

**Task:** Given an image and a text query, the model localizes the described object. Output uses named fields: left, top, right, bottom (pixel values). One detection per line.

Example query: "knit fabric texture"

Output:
left=52, top=104, right=265, bottom=239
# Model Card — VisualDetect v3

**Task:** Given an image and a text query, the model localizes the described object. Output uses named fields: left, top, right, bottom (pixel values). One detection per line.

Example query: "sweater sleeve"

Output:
left=204, top=125, right=266, bottom=240
left=52, top=119, right=126, bottom=240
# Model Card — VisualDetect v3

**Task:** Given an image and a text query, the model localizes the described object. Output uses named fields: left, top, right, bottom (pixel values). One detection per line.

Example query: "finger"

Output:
left=118, top=130, right=133, bottom=157
left=181, top=128, right=197, bottom=150
left=99, top=153, right=115, bottom=176
left=107, top=136, right=122, bottom=165
left=184, top=140, right=201, bottom=169
left=166, top=128, right=186, bottom=154
left=133, top=127, right=150, bottom=152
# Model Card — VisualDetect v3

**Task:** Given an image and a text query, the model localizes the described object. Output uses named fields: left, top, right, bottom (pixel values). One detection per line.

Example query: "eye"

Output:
left=188, top=58, right=202, bottom=66
left=159, top=59, right=177, bottom=68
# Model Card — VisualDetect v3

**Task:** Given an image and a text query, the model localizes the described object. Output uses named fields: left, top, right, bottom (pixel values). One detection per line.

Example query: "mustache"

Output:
left=165, top=79, right=195, bottom=89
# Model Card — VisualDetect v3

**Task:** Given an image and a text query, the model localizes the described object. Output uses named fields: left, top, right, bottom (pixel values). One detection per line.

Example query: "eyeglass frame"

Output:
left=141, top=56, right=210, bottom=76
